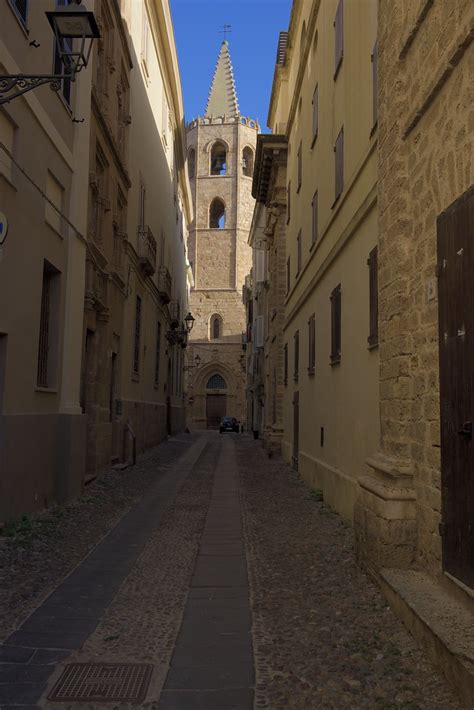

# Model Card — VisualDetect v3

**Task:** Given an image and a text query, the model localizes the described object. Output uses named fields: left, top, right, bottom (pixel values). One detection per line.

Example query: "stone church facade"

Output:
left=186, top=41, right=258, bottom=429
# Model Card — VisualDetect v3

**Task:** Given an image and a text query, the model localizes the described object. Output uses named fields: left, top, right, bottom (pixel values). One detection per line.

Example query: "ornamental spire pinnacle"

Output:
left=205, top=40, right=239, bottom=118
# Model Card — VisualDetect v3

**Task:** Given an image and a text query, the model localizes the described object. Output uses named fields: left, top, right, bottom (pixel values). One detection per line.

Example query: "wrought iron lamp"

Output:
left=0, top=0, right=100, bottom=106
left=166, top=312, right=195, bottom=348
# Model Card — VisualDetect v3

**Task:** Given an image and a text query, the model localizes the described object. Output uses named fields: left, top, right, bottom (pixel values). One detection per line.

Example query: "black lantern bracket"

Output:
left=0, top=0, right=100, bottom=106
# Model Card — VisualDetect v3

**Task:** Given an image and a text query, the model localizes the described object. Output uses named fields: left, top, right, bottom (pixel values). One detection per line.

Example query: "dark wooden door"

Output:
left=206, top=394, right=226, bottom=429
left=293, top=391, right=299, bottom=470
left=437, top=185, right=474, bottom=589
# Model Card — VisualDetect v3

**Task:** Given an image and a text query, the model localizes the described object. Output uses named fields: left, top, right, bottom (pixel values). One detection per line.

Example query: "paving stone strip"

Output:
left=0, top=434, right=209, bottom=710
left=236, top=435, right=464, bottom=709
left=159, top=435, right=255, bottom=710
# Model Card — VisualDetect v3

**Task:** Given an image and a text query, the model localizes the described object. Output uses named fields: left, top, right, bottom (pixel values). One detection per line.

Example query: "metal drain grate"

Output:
left=48, top=663, right=153, bottom=702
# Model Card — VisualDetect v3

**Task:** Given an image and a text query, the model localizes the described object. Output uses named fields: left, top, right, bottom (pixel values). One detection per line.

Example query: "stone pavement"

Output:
left=0, top=431, right=466, bottom=709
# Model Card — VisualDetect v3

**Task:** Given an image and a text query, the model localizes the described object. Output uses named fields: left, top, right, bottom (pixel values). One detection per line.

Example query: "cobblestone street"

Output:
left=0, top=433, right=464, bottom=709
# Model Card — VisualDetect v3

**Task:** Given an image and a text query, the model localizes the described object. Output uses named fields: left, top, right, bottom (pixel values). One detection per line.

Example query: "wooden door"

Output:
left=437, top=185, right=474, bottom=589
left=206, top=394, right=226, bottom=429
left=293, top=391, right=299, bottom=470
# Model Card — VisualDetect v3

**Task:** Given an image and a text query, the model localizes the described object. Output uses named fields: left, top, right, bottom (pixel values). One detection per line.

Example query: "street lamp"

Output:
left=0, top=0, right=100, bottom=106
left=166, top=312, right=195, bottom=348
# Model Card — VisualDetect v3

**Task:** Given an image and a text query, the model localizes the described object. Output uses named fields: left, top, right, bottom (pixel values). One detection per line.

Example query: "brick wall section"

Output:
left=377, top=0, right=474, bottom=573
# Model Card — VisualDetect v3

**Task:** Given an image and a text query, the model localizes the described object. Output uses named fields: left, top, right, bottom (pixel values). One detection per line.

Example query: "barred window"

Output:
left=133, top=295, right=142, bottom=374
left=368, top=247, right=378, bottom=348
left=155, top=321, right=161, bottom=383
left=330, top=284, right=341, bottom=364
left=294, top=330, right=299, bottom=382
left=308, top=314, right=315, bottom=375
left=207, top=374, right=226, bottom=389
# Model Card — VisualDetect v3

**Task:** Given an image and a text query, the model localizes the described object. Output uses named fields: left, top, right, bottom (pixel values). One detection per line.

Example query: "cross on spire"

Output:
left=219, top=24, right=232, bottom=41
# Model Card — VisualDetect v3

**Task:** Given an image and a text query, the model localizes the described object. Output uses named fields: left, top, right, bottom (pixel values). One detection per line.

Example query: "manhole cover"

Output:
left=48, top=663, right=153, bottom=702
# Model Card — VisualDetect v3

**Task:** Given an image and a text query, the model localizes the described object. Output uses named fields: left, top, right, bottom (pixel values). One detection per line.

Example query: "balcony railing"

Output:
left=137, top=225, right=157, bottom=276
left=157, top=265, right=172, bottom=304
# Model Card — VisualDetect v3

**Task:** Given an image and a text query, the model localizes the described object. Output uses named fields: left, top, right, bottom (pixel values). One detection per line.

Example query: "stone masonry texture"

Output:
left=377, top=0, right=474, bottom=573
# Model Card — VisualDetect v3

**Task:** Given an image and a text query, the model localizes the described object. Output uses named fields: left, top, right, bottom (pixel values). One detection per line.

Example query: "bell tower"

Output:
left=186, top=40, right=259, bottom=429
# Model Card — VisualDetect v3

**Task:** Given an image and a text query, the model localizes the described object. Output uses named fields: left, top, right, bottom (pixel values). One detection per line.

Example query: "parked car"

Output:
left=219, top=416, right=239, bottom=433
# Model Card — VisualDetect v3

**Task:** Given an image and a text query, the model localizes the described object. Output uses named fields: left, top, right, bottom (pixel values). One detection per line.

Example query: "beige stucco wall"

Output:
left=0, top=1, right=92, bottom=519
left=272, top=0, right=379, bottom=522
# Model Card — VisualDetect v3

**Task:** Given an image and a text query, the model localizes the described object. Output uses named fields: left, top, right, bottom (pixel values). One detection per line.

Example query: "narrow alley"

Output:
left=0, top=434, right=463, bottom=709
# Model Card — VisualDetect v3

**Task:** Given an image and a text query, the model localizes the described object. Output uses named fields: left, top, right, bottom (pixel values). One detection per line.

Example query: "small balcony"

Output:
left=137, top=225, right=157, bottom=276
left=157, top=265, right=172, bottom=304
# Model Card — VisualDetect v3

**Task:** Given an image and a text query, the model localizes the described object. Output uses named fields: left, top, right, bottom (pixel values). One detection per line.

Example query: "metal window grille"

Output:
left=133, top=296, right=142, bottom=374
left=330, top=284, right=342, bottom=364
left=308, top=314, right=316, bottom=373
left=155, top=322, right=161, bottom=383
left=312, top=85, right=319, bottom=144
left=37, top=269, right=51, bottom=387
left=367, top=247, right=378, bottom=347
left=297, top=230, right=302, bottom=274
left=297, top=142, right=302, bottom=192
left=312, top=191, right=318, bottom=244
left=293, top=331, right=299, bottom=382
left=334, top=127, right=344, bottom=201
left=207, top=374, right=226, bottom=389
left=334, top=0, right=344, bottom=76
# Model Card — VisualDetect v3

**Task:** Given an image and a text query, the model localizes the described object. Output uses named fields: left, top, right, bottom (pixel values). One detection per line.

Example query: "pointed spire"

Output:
left=205, top=40, right=240, bottom=118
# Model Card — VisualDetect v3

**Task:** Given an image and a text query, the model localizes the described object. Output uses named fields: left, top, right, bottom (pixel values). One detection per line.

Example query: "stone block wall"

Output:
left=374, top=0, right=474, bottom=574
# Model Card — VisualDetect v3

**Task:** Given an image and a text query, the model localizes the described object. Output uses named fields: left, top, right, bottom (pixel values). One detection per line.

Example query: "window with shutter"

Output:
left=334, top=0, right=344, bottom=78
left=308, top=314, right=315, bottom=375
left=312, top=191, right=318, bottom=245
left=330, top=284, right=341, bottom=364
left=296, top=230, right=302, bottom=275
left=294, top=331, right=299, bottom=382
left=286, top=181, right=291, bottom=224
left=297, top=141, right=302, bottom=193
left=284, top=343, right=288, bottom=386
left=311, top=85, right=319, bottom=146
left=367, top=246, right=378, bottom=348
left=334, top=127, right=344, bottom=203
left=371, top=39, right=378, bottom=130
left=286, top=256, right=291, bottom=294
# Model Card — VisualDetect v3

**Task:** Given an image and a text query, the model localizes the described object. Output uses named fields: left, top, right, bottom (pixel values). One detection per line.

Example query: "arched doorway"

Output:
left=205, top=373, right=227, bottom=429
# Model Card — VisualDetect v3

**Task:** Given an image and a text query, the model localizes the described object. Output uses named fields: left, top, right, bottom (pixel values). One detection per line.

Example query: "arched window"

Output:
left=188, top=148, right=195, bottom=179
left=209, top=198, right=225, bottom=228
left=210, top=314, right=222, bottom=340
left=242, top=147, right=254, bottom=177
left=207, top=374, right=227, bottom=389
left=210, top=142, right=227, bottom=176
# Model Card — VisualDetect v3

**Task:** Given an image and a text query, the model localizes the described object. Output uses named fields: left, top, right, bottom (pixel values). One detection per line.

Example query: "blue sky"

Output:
left=170, top=0, right=292, bottom=130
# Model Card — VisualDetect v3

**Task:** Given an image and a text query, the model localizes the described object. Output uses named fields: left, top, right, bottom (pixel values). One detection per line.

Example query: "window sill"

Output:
left=331, top=193, right=342, bottom=210
left=7, top=0, right=29, bottom=37
left=0, top=171, right=17, bottom=192
left=45, top=219, right=65, bottom=240
left=35, top=386, right=57, bottom=394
